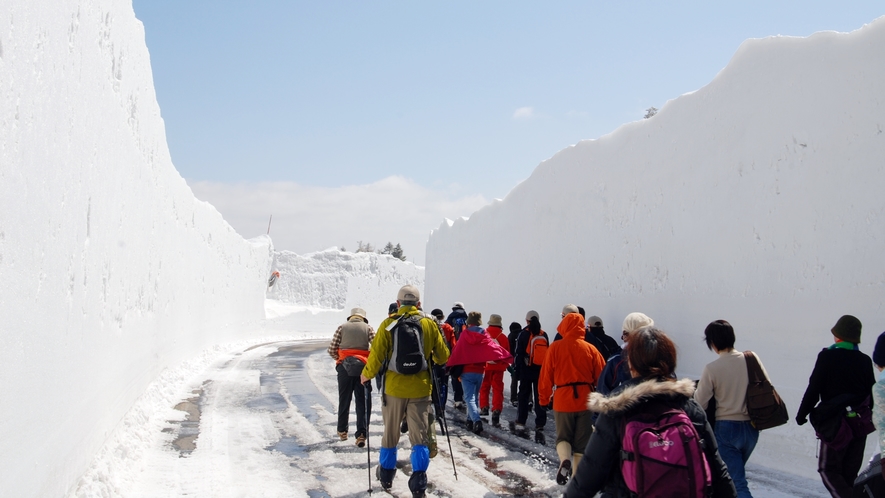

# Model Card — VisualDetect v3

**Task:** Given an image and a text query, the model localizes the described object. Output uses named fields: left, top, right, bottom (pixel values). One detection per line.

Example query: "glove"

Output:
left=795, top=415, right=807, bottom=426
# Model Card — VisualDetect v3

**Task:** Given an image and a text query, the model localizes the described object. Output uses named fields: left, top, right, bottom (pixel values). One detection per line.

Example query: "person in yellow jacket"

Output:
left=539, top=305, right=606, bottom=486
left=360, top=285, right=450, bottom=497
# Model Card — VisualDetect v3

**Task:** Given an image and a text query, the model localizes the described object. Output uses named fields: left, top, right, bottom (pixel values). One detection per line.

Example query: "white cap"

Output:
left=622, top=312, right=654, bottom=333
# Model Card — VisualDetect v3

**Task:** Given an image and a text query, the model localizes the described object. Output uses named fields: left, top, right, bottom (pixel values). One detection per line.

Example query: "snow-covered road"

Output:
left=87, top=339, right=829, bottom=497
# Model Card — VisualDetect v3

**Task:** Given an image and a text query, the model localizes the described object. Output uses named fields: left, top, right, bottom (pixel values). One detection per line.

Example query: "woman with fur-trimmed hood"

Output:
left=564, top=327, right=736, bottom=498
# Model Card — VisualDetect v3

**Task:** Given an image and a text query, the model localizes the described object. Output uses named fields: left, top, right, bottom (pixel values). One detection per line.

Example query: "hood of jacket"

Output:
left=587, top=377, right=696, bottom=414
left=459, top=325, right=486, bottom=344
left=556, top=313, right=586, bottom=342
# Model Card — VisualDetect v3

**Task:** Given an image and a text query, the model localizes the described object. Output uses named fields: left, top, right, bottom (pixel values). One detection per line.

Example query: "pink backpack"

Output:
left=620, top=405, right=711, bottom=498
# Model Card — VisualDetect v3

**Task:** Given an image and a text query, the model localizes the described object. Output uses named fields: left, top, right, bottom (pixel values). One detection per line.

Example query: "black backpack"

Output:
left=389, top=315, right=428, bottom=375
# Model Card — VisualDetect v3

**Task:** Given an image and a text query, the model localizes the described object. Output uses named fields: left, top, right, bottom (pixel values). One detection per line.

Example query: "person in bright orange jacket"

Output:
left=539, top=305, right=606, bottom=486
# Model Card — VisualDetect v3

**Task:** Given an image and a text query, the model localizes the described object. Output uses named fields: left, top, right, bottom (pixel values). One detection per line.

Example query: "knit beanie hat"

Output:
left=526, top=310, right=539, bottom=322
left=430, top=308, right=444, bottom=321
left=388, top=302, right=399, bottom=315
left=623, top=312, right=654, bottom=334
left=832, top=314, right=862, bottom=343
left=873, top=332, right=885, bottom=367
left=509, top=322, right=522, bottom=334
left=488, top=314, right=503, bottom=327
left=466, top=311, right=482, bottom=326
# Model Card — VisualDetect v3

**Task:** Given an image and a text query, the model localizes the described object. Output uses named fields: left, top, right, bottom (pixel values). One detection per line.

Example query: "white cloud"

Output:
left=512, top=106, right=535, bottom=120
left=188, top=176, right=488, bottom=266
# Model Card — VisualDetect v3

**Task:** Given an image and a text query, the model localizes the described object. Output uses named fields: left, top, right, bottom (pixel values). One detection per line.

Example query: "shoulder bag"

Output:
left=744, top=351, right=789, bottom=430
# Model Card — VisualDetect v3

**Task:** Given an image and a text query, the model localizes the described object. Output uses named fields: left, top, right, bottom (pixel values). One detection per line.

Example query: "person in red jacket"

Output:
left=480, top=314, right=510, bottom=427
left=539, top=305, right=606, bottom=485
left=448, top=311, right=513, bottom=434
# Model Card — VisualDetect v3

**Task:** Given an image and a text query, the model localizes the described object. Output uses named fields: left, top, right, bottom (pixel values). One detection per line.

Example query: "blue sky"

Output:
left=132, top=1, right=883, bottom=263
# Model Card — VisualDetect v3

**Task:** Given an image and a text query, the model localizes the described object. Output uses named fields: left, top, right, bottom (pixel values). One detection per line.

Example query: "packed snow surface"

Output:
left=68, top=332, right=831, bottom=497
left=426, top=17, right=885, bottom=479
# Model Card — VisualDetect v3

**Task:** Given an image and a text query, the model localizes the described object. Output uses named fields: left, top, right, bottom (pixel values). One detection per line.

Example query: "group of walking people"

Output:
left=326, top=284, right=885, bottom=498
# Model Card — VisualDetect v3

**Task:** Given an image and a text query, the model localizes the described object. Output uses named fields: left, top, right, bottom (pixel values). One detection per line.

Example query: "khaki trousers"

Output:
left=382, top=394, right=432, bottom=448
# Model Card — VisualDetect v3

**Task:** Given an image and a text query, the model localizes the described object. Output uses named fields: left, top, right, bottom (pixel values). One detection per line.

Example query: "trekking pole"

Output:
left=430, top=364, right=458, bottom=480
left=365, top=381, right=373, bottom=494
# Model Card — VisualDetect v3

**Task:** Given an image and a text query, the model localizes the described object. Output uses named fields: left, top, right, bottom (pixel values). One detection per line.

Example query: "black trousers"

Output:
left=336, top=363, right=370, bottom=438
left=432, top=365, right=448, bottom=414
left=517, top=368, right=547, bottom=428
left=819, top=435, right=866, bottom=498
left=451, top=374, right=463, bottom=403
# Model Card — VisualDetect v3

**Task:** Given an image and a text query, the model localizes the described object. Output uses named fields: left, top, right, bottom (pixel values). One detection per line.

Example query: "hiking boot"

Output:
left=355, top=435, right=366, bottom=448
left=510, top=420, right=528, bottom=438
left=465, top=419, right=474, bottom=432
left=408, top=470, right=427, bottom=498
left=510, top=399, right=519, bottom=407
left=491, top=410, right=501, bottom=427
left=400, top=419, right=409, bottom=433
left=376, top=465, right=395, bottom=490
left=473, top=420, right=483, bottom=435
left=556, top=460, right=572, bottom=485
left=480, top=406, right=489, bottom=417
left=337, top=431, right=348, bottom=441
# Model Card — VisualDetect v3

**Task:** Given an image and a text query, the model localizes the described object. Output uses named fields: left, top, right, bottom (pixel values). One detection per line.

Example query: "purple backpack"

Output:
left=620, top=405, right=711, bottom=498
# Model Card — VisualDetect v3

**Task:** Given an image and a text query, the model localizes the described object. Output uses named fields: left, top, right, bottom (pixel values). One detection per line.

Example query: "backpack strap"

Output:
left=608, top=356, right=626, bottom=389
left=488, top=327, right=503, bottom=342
left=618, top=415, right=634, bottom=462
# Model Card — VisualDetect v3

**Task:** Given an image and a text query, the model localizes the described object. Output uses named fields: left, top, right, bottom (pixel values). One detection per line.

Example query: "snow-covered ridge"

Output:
left=269, top=247, right=425, bottom=313
left=426, top=18, right=885, bottom=479
left=0, top=1, right=272, bottom=496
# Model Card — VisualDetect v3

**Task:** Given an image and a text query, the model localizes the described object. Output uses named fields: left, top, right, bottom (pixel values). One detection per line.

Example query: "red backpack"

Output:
left=620, top=404, right=711, bottom=498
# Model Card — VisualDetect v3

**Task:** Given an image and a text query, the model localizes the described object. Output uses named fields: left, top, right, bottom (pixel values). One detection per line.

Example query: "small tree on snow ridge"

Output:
left=644, top=107, right=658, bottom=119
left=391, top=243, right=406, bottom=261
left=355, top=241, right=374, bottom=253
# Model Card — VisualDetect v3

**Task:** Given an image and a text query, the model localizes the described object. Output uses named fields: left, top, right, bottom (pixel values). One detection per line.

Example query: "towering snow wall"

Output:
left=266, top=248, right=425, bottom=331
left=0, top=1, right=273, bottom=496
left=426, top=19, right=885, bottom=477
